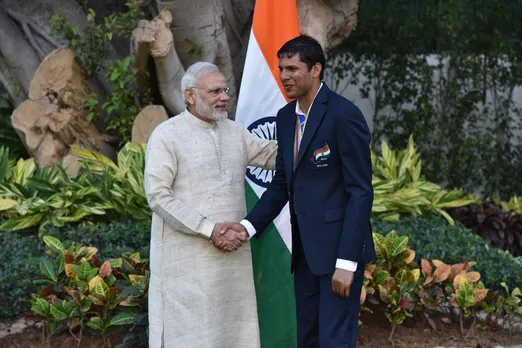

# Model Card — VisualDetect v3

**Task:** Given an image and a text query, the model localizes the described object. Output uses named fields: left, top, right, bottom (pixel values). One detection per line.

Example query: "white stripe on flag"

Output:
left=236, top=32, right=292, bottom=253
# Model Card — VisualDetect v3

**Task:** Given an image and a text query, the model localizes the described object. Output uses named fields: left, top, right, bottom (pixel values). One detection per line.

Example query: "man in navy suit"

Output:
left=219, top=35, right=375, bottom=347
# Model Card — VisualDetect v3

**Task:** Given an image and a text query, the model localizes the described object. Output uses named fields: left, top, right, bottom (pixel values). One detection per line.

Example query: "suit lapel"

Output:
left=296, top=85, right=329, bottom=166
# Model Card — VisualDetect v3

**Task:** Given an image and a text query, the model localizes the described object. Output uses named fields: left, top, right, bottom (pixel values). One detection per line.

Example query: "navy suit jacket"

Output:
left=245, top=84, right=376, bottom=276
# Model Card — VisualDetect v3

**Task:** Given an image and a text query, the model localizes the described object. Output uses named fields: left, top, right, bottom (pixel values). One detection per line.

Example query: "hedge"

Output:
left=372, top=216, right=522, bottom=291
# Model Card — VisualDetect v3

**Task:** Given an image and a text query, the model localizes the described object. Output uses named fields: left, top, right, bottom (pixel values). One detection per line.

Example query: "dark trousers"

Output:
left=293, top=238, right=364, bottom=348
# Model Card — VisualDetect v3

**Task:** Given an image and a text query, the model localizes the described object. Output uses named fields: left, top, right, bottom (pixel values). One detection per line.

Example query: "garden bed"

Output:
left=1, top=310, right=521, bottom=348
left=0, top=327, right=125, bottom=348
left=358, top=310, right=521, bottom=347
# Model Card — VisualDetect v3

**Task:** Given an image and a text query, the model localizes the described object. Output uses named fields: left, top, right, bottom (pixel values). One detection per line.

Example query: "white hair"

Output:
left=181, top=62, right=220, bottom=105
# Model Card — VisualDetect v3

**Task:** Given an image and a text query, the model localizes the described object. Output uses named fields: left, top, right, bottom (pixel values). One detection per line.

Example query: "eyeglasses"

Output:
left=190, top=86, right=230, bottom=97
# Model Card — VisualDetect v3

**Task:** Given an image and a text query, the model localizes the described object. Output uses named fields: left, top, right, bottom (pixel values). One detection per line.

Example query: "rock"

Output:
left=62, top=152, right=82, bottom=177
left=513, top=322, right=522, bottom=334
left=440, top=317, right=452, bottom=324
left=10, top=318, right=26, bottom=331
left=476, top=309, right=488, bottom=322
left=25, top=318, right=37, bottom=327
left=451, top=307, right=462, bottom=317
left=131, top=105, right=169, bottom=144
left=4, top=318, right=27, bottom=336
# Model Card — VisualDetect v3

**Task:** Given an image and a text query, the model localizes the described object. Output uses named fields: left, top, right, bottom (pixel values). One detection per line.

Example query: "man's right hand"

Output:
left=210, top=222, right=247, bottom=251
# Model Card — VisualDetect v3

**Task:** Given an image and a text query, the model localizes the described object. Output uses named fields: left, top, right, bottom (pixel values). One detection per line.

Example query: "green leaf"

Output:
left=0, top=147, right=10, bottom=182
left=109, top=311, right=136, bottom=326
left=28, top=178, right=59, bottom=194
left=88, top=275, right=109, bottom=300
left=436, top=208, right=455, bottom=225
left=40, top=259, right=57, bottom=283
left=1, top=213, right=44, bottom=231
left=43, top=236, right=65, bottom=254
left=88, top=267, right=99, bottom=280
left=109, top=258, right=122, bottom=268
left=81, top=299, right=93, bottom=313
left=106, top=274, right=116, bottom=287
left=56, top=254, right=65, bottom=276
left=511, top=287, right=522, bottom=297
left=87, top=316, right=103, bottom=331
left=50, top=304, right=68, bottom=321
left=31, top=297, right=50, bottom=317
left=77, top=262, right=92, bottom=281
left=456, top=280, right=474, bottom=309
left=0, top=198, right=18, bottom=211
left=77, top=204, right=106, bottom=215
left=110, top=69, right=121, bottom=81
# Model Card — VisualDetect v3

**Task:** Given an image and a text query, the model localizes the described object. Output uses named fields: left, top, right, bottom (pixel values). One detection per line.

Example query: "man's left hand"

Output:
left=332, top=268, right=354, bottom=298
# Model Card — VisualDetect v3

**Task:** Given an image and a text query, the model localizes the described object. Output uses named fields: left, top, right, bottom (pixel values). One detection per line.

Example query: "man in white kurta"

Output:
left=144, top=62, right=277, bottom=348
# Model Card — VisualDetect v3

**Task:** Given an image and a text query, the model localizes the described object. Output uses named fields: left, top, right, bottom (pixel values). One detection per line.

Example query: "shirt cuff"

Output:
left=335, top=259, right=358, bottom=272
left=240, top=219, right=257, bottom=238
left=200, top=219, right=215, bottom=239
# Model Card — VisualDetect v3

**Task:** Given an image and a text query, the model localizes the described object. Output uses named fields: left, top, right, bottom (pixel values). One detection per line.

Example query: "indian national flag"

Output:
left=235, top=0, right=299, bottom=347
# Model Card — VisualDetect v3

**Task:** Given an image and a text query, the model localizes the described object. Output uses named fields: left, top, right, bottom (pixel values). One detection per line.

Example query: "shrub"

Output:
left=448, top=201, right=522, bottom=257
left=44, top=220, right=151, bottom=259
left=0, top=230, right=45, bottom=318
left=365, top=231, right=491, bottom=342
left=30, top=236, right=149, bottom=347
left=371, top=136, right=473, bottom=224
left=2, top=134, right=474, bottom=233
left=371, top=216, right=522, bottom=291
left=0, top=220, right=150, bottom=320
left=0, top=143, right=150, bottom=233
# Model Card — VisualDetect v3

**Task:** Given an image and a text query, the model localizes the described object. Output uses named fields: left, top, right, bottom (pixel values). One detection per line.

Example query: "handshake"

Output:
left=209, top=222, right=248, bottom=252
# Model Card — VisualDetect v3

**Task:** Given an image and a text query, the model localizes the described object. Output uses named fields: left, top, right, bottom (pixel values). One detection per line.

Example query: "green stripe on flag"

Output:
left=245, top=182, right=297, bottom=348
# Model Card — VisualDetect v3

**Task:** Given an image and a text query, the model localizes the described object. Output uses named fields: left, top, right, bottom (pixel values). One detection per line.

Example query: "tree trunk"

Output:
left=0, top=7, right=41, bottom=97
left=156, top=0, right=240, bottom=118
left=297, top=0, right=359, bottom=51
left=11, top=48, right=116, bottom=174
left=223, top=0, right=255, bottom=89
left=0, top=0, right=360, bottom=163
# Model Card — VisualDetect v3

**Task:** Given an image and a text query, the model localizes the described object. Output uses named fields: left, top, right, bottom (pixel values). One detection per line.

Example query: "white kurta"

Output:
left=144, top=110, right=277, bottom=348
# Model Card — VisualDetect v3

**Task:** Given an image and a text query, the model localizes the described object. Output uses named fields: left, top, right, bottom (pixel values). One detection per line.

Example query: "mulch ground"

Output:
left=1, top=311, right=521, bottom=347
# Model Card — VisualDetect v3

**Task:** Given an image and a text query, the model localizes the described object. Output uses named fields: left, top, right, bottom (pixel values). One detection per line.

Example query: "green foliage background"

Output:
left=328, top=0, right=522, bottom=198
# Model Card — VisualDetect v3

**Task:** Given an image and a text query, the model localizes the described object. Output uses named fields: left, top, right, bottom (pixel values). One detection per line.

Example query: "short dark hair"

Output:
left=277, top=35, right=326, bottom=80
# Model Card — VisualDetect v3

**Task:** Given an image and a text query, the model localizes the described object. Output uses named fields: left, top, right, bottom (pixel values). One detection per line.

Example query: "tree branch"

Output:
left=22, top=22, right=47, bottom=61
left=6, top=9, right=60, bottom=49
left=132, top=9, right=186, bottom=116
left=0, top=8, right=40, bottom=96
left=0, top=56, right=27, bottom=106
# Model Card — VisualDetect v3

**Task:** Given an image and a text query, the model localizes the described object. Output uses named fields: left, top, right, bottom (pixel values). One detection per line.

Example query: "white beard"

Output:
left=195, top=92, right=228, bottom=121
